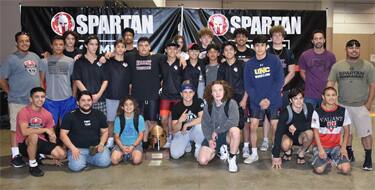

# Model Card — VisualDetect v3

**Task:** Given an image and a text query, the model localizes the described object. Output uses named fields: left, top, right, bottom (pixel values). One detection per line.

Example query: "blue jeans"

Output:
left=67, top=147, right=111, bottom=172
left=304, top=97, right=322, bottom=108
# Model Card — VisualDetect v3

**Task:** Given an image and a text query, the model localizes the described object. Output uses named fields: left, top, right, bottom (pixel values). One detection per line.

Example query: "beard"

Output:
left=79, top=105, right=92, bottom=112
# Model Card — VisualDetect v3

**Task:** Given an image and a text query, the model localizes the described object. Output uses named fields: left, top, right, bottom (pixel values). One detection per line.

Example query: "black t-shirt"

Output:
left=216, top=59, right=245, bottom=97
left=72, top=56, right=109, bottom=101
left=272, top=103, right=314, bottom=158
left=183, top=60, right=206, bottom=89
left=236, top=47, right=255, bottom=62
left=63, top=49, right=81, bottom=59
left=61, top=109, right=107, bottom=148
left=268, top=46, right=295, bottom=91
left=172, top=98, right=204, bottom=128
left=105, top=58, right=131, bottom=100
left=125, top=47, right=138, bottom=53
left=125, top=52, right=164, bottom=101
left=160, top=59, right=183, bottom=100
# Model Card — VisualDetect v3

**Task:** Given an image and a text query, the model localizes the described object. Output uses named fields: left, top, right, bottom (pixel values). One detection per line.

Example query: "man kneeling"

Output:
left=60, top=90, right=111, bottom=172
left=16, top=87, right=66, bottom=177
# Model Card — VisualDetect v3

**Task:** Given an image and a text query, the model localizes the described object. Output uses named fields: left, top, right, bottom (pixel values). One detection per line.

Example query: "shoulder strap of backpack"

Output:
left=208, top=102, right=213, bottom=116
left=286, top=105, right=293, bottom=125
left=119, top=115, right=125, bottom=136
left=133, top=114, right=139, bottom=133
left=303, top=103, right=308, bottom=119
left=224, top=100, right=230, bottom=118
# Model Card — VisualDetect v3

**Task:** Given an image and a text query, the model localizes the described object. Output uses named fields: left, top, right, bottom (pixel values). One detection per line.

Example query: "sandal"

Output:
left=282, top=150, right=292, bottom=161
left=297, top=149, right=307, bottom=164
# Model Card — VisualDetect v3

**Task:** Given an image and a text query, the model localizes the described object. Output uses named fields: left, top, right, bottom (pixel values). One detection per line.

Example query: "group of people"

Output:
left=0, top=24, right=374, bottom=177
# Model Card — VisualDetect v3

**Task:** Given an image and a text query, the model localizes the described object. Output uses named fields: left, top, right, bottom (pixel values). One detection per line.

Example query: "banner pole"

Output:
left=179, top=6, right=184, bottom=36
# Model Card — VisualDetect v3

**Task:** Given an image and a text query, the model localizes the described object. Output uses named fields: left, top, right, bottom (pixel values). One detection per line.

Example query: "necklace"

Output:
left=273, top=47, right=283, bottom=57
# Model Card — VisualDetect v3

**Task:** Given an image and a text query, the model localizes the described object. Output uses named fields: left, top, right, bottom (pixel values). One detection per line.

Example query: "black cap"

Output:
left=188, top=43, right=200, bottom=50
left=346, top=39, right=360, bottom=47
left=166, top=39, right=179, bottom=47
left=181, top=83, right=195, bottom=92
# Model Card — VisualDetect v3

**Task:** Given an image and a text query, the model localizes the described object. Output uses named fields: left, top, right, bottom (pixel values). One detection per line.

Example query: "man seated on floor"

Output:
left=311, top=87, right=351, bottom=175
left=16, top=87, right=66, bottom=177
left=60, top=90, right=111, bottom=172
left=272, top=88, right=314, bottom=169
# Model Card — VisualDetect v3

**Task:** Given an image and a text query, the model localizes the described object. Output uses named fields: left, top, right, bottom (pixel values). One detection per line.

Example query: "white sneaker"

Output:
left=228, top=155, right=238, bottom=173
left=185, top=142, right=192, bottom=153
left=260, top=140, right=269, bottom=152
left=106, top=138, right=114, bottom=148
left=219, top=145, right=229, bottom=160
left=244, top=154, right=259, bottom=164
left=242, top=147, right=250, bottom=158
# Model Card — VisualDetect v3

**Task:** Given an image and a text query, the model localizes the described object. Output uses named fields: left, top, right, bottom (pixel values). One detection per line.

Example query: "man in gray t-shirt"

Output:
left=327, top=39, right=375, bottom=171
left=42, top=36, right=77, bottom=126
left=205, top=44, right=220, bottom=86
left=0, top=32, right=45, bottom=168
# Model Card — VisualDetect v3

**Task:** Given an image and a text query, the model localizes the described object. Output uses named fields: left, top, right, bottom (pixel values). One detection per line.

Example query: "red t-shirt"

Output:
left=16, top=105, right=55, bottom=144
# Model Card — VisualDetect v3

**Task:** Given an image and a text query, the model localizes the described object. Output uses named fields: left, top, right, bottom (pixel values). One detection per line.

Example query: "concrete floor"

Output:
left=0, top=121, right=374, bottom=190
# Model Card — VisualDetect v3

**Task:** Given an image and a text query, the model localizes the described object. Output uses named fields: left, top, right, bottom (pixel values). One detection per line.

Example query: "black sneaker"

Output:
left=29, top=165, right=44, bottom=177
left=36, top=155, right=44, bottom=166
left=11, top=155, right=26, bottom=168
left=363, top=160, right=373, bottom=171
left=347, top=150, right=355, bottom=162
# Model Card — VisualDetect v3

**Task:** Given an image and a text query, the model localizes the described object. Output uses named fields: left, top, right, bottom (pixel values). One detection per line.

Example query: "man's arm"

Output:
left=60, top=129, right=76, bottom=150
left=300, top=70, right=306, bottom=81
left=284, top=64, right=295, bottom=87
left=19, top=122, right=52, bottom=137
left=184, top=111, right=203, bottom=129
left=365, top=82, right=375, bottom=111
left=0, top=79, right=9, bottom=94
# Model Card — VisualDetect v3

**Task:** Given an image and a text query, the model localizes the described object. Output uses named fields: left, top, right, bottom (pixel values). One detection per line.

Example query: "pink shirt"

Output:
left=16, top=105, right=55, bottom=144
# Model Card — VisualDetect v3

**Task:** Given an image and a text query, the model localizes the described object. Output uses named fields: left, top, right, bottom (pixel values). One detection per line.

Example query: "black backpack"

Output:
left=286, top=103, right=308, bottom=125
left=119, top=114, right=139, bottom=136
left=208, top=100, right=231, bottom=117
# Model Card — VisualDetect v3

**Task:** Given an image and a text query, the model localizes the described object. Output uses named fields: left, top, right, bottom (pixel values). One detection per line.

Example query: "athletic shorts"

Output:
left=202, top=131, right=228, bottom=153
left=233, top=94, right=246, bottom=129
left=137, top=99, right=159, bottom=121
left=105, top=99, right=120, bottom=122
left=19, top=139, right=57, bottom=156
left=249, top=107, right=279, bottom=120
left=341, top=105, right=372, bottom=138
left=8, top=103, right=26, bottom=131
left=93, top=101, right=107, bottom=116
left=112, top=144, right=143, bottom=154
left=159, top=99, right=180, bottom=117
left=312, top=146, right=349, bottom=168
left=44, top=97, right=77, bottom=125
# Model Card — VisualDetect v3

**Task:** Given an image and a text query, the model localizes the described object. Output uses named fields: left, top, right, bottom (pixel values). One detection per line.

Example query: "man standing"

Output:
left=233, top=28, right=255, bottom=62
left=0, top=32, right=46, bottom=167
left=327, top=39, right=375, bottom=171
left=299, top=30, right=336, bottom=108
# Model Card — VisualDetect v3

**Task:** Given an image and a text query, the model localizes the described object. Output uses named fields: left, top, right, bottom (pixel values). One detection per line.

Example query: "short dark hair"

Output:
left=15, top=31, right=30, bottom=42
left=77, top=90, right=93, bottom=101
left=222, top=41, right=237, bottom=52
left=288, top=88, right=304, bottom=100
left=346, top=39, right=361, bottom=48
left=30, top=87, right=45, bottom=97
left=252, top=35, right=268, bottom=45
left=206, top=44, right=220, bottom=52
left=323, top=87, right=337, bottom=95
left=51, top=35, right=65, bottom=44
left=122, top=27, right=135, bottom=38
left=83, top=35, right=100, bottom=55
left=233, top=28, right=249, bottom=38
left=137, top=37, right=150, bottom=44
left=311, top=29, right=326, bottom=39
left=114, top=39, right=125, bottom=47
left=62, top=31, right=79, bottom=47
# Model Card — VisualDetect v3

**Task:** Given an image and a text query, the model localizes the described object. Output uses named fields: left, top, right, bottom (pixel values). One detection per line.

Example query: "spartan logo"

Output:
left=29, top=117, right=43, bottom=128
left=51, top=12, right=75, bottom=36
left=24, top=60, right=37, bottom=76
left=208, top=14, right=229, bottom=36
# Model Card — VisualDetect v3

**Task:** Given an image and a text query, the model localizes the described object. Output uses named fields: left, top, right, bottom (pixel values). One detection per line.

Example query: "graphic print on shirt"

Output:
left=24, top=60, right=38, bottom=75
left=136, top=59, right=152, bottom=70
left=29, top=117, right=43, bottom=128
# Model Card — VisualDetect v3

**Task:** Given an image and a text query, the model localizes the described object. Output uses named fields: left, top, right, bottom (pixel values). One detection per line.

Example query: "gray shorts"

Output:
left=312, top=146, right=350, bottom=168
left=342, top=105, right=372, bottom=137
left=106, top=99, right=120, bottom=122
left=112, top=144, right=143, bottom=154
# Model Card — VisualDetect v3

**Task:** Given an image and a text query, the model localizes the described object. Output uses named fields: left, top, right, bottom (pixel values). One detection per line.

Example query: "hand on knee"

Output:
left=314, top=166, right=325, bottom=174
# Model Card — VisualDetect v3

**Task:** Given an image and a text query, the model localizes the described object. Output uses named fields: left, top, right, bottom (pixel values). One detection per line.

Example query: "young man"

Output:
left=205, top=44, right=220, bottom=86
left=72, top=35, right=109, bottom=115
left=217, top=41, right=248, bottom=157
left=124, top=37, right=164, bottom=149
left=16, top=87, right=66, bottom=177
left=327, top=39, right=375, bottom=170
left=62, top=31, right=81, bottom=59
left=170, top=82, right=205, bottom=159
left=60, top=90, right=111, bottom=172
left=105, top=40, right=131, bottom=148
left=42, top=36, right=76, bottom=127
left=311, top=87, right=351, bottom=175
left=183, top=43, right=206, bottom=98
left=299, top=30, right=336, bottom=108
left=233, top=28, right=255, bottom=62
left=198, top=27, right=214, bottom=59
left=122, top=27, right=137, bottom=53
left=160, top=40, right=184, bottom=148
left=0, top=31, right=46, bottom=167
left=271, top=88, right=314, bottom=169
left=244, top=35, right=284, bottom=164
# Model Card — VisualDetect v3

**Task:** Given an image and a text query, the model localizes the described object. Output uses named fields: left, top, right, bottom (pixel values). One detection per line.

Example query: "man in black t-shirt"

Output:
left=60, top=91, right=111, bottom=172
left=271, top=88, right=314, bottom=169
left=124, top=37, right=164, bottom=149
left=170, top=82, right=205, bottom=159
left=233, top=28, right=255, bottom=62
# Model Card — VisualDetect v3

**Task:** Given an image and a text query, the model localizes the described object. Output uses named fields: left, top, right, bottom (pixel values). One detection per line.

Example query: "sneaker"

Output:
left=36, top=154, right=44, bottom=166
left=185, top=142, right=192, bottom=153
left=219, top=145, right=229, bottom=160
left=11, top=155, right=26, bottom=168
left=242, top=147, right=250, bottom=158
left=106, top=138, right=114, bottom=148
left=363, top=160, right=373, bottom=171
left=163, top=136, right=172, bottom=148
left=260, top=140, right=269, bottom=152
left=228, top=155, right=238, bottom=173
left=244, top=154, right=259, bottom=164
left=29, top=165, right=44, bottom=177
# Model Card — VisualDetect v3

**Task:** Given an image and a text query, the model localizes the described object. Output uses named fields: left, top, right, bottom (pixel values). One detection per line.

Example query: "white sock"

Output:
left=11, top=147, right=20, bottom=158
left=29, top=160, right=38, bottom=167
left=244, top=142, right=249, bottom=148
left=263, top=138, right=269, bottom=142
left=107, top=137, right=114, bottom=143
left=252, top=148, right=258, bottom=156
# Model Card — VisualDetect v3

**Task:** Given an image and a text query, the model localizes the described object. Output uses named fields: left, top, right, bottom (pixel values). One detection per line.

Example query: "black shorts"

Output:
left=286, top=132, right=302, bottom=146
left=249, top=107, right=279, bottom=120
left=19, top=138, right=57, bottom=157
left=202, top=131, right=228, bottom=153
left=233, top=94, right=246, bottom=129
left=137, top=99, right=159, bottom=121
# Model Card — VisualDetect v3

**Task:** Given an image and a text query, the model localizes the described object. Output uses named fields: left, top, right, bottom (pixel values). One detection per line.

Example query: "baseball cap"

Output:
left=181, top=83, right=195, bottom=92
left=188, top=43, right=200, bottom=50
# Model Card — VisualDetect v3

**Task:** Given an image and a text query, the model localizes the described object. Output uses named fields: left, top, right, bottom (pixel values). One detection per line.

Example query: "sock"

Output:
left=11, top=147, right=20, bottom=158
left=346, top=146, right=352, bottom=152
left=29, top=160, right=38, bottom=167
left=365, top=149, right=372, bottom=162
left=244, top=142, right=249, bottom=148
left=229, top=153, right=235, bottom=158
left=252, top=148, right=258, bottom=156
left=263, top=138, right=269, bottom=142
left=142, top=141, right=149, bottom=150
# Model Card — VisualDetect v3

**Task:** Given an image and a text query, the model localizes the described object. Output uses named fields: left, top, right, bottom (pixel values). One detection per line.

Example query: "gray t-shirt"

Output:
left=328, top=59, right=375, bottom=106
left=0, top=51, right=44, bottom=104
left=42, top=55, right=74, bottom=100
left=205, top=63, right=219, bottom=85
